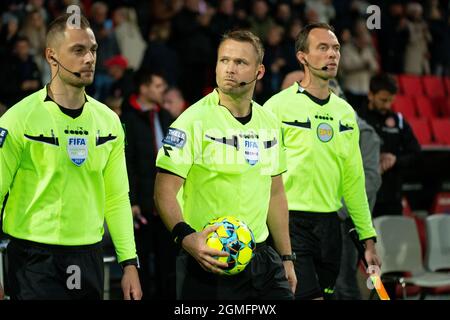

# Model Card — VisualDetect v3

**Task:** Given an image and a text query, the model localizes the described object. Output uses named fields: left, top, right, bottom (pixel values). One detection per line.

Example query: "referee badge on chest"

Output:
left=317, top=123, right=334, bottom=142
left=244, top=137, right=259, bottom=166
left=67, top=137, right=88, bottom=166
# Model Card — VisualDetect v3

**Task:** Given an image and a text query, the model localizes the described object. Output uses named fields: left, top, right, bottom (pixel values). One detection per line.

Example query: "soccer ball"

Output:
left=204, top=216, right=256, bottom=275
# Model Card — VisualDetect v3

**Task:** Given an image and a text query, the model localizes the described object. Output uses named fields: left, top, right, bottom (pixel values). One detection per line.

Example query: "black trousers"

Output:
left=6, top=237, right=104, bottom=300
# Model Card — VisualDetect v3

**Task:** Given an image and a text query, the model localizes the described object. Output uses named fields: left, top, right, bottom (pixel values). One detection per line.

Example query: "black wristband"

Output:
left=172, top=222, right=196, bottom=247
left=120, top=256, right=140, bottom=270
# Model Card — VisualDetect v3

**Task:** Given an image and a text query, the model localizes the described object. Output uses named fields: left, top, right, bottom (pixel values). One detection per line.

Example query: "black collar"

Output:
left=297, top=84, right=331, bottom=106
left=235, top=110, right=252, bottom=125
left=44, top=86, right=87, bottom=119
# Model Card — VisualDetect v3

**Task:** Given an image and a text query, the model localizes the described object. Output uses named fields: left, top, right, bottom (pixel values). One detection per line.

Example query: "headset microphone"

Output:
left=304, top=59, right=328, bottom=71
left=239, top=73, right=260, bottom=87
left=51, top=57, right=81, bottom=78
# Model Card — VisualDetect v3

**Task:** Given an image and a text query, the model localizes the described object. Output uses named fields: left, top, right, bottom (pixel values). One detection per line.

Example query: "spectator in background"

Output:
left=234, top=1, right=251, bottom=28
left=19, top=10, right=46, bottom=60
left=105, top=95, right=123, bottom=117
left=262, top=24, right=287, bottom=102
left=0, top=36, right=41, bottom=107
left=304, top=5, right=320, bottom=24
left=120, top=70, right=176, bottom=299
left=210, top=0, right=240, bottom=48
left=427, top=0, right=448, bottom=76
left=305, top=0, right=335, bottom=24
left=0, top=14, right=20, bottom=58
left=19, top=9, right=50, bottom=84
left=89, top=1, right=120, bottom=100
left=403, top=2, right=432, bottom=75
left=171, top=0, right=215, bottom=103
left=23, top=0, right=49, bottom=24
left=339, top=20, right=378, bottom=112
left=378, top=2, right=409, bottom=74
left=141, top=22, right=180, bottom=87
left=359, top=74, right=421, bottom=218
left=112, top=7, right=147, bottom=71
left=163, top=86, right=187, bottom=119
left=104, top=54, right=134, bottom=100
left=291, top=0, right=307, bottom=20
left=248, top=0, right=275, bottom=42
left=275, top=2, right=293, bottom=30
left=282, top=18, right=304, bottom=74
left=150, top=0, right=184, bottom=24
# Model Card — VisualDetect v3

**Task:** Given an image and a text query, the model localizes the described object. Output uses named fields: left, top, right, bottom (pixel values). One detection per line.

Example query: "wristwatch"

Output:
left=120, top=256, right=140, bottom=270
left=281, top=252, right=296, bottom=262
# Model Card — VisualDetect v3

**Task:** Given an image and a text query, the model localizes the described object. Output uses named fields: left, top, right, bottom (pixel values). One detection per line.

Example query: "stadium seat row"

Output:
left=405, top=118, right=450, bottom=146
left=397, top=75, right=450, bottom=98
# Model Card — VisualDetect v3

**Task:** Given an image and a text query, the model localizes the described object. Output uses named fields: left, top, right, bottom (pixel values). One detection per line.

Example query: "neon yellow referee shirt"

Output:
left=0, top=87, right=136, bottom=262
left=156, top=89, right=286, bottom=243
left=264, top=83, right=376, bottom=240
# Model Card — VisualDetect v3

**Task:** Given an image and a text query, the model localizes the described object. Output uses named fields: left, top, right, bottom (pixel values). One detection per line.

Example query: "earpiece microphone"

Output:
left=304, top=59, right=328, bottom=71
left=51, top=57, right=81, bottom=78
left=239, top=72, right=260, bottom=87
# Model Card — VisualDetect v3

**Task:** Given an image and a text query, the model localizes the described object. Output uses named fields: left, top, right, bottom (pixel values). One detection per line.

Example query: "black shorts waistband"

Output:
left=8, top=236, right=103, bottom=253
left=255, top=240, right=267, bottom=252
left=290, top=210, right=338, bottom=218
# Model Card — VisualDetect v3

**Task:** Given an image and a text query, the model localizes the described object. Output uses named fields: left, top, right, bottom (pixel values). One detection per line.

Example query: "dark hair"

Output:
left=295, top=22, right=335, bottom=53
left=134, top=68, right=166, bottom=91
left=220, top=30, right=264, bottom=64
left=46, top=13, right=91, bottom=47
left=14, top=35, right=30, bottom=45
left=369, top=74, right=398, bottom=94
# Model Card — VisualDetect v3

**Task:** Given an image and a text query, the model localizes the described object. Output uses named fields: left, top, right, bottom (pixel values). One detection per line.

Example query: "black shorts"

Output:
left=176, top=242, right=294, bottom=300
left=6, top=237, right=104, bottom=300
left=289, top=211, right=342, bottom=300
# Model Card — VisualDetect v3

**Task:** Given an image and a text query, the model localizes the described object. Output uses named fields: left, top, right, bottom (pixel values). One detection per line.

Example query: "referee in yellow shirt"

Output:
left=0, top=13, right=141, bottom=300
left=265, top=23, right=381, bottom=300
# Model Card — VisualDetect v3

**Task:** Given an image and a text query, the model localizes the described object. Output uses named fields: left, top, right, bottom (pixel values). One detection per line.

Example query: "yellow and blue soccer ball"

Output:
left=204, top=216, right=256, bottom=275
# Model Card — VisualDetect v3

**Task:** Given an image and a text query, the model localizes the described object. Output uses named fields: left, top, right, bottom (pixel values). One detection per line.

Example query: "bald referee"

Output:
left=264, top=23, right=381, bottom=300
left=0, top=14, right=141, bottom=300
left=154, top=30, right=296, bottom=300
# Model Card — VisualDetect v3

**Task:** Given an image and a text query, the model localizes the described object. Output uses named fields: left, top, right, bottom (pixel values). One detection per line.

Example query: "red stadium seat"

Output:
left=408, top=118, right=433, bottom=145
left=430, top=119, right=450, bottom=145
left=431, top=192, right=450, bottom=214
left=443, top=96, right=450, bottom=117
left=414, top=96, right=437, bottom=119
left=422, top=76, right=446, bottom=98
left=398, top=75, right=424, bottom=96
left=445, top=77, right=450, bottom=95
left=429, top=96, right=448, bottom=117
left=392, top=95, right=417, bottom=119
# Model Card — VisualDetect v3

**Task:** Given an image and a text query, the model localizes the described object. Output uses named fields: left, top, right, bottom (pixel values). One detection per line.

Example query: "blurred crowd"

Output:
left=0, top=0, right=448, bottom=114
